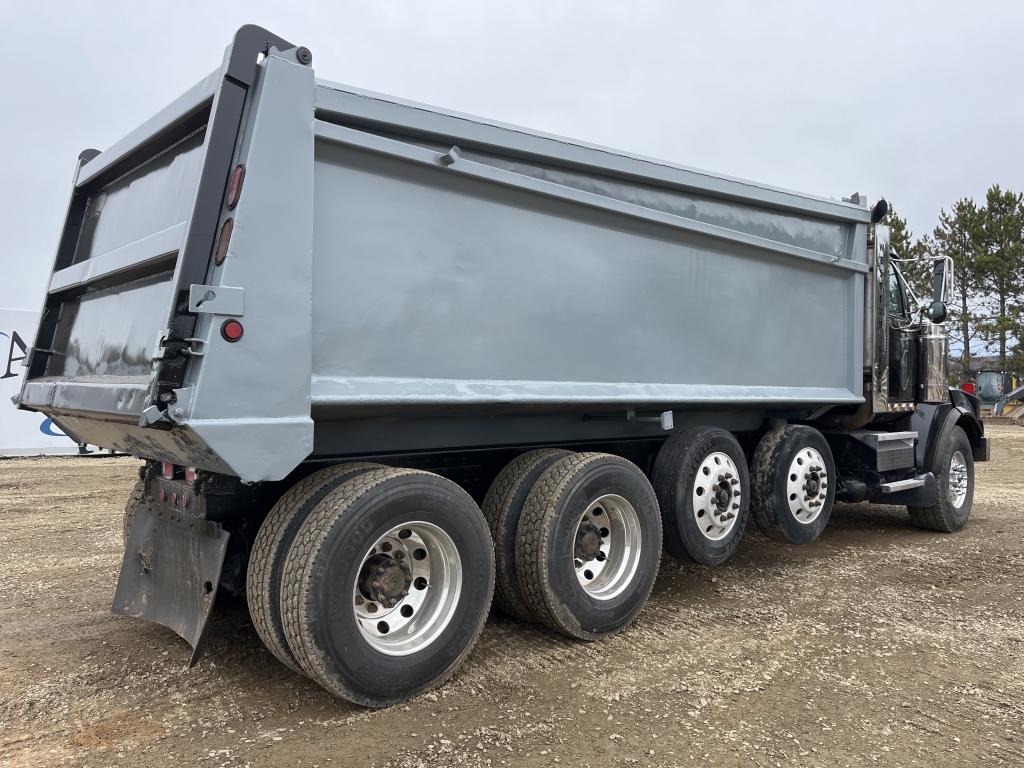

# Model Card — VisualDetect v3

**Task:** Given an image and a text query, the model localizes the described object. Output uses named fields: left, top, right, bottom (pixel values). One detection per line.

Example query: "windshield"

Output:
left=888, top=267, right=907, bottom=319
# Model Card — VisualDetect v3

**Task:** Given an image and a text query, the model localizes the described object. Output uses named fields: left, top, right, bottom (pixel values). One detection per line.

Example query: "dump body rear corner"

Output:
left=16, top=29, right=317, bottom=484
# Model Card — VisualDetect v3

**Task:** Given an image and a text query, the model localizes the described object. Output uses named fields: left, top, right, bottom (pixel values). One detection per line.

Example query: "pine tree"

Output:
left=975, top=185, right=1024, bottom=371
left=931, top=199, right=986, bottom=378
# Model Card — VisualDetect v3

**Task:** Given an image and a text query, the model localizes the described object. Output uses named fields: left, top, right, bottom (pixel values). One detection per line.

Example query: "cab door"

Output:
left=887, top=266, right=917, bottom=402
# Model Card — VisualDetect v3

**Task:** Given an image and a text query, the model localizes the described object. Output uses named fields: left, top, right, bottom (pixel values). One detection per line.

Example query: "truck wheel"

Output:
left=122, top=479, right=145, bottom=545
left=247, top=462, right=383, bottom=675
left=651, top=427, right=749, bottom=565
left=481, top=448, right=572, bottom=622
left=908, top=425, right=974, bottom=532
left=515, top=453, right=661, bottom=640
left=751, top=425, right=835, bottom=544
left=279, top=468, right=494, bottom=707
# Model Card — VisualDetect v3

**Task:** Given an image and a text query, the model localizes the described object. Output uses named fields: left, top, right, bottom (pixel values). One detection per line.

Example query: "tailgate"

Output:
left=17, top=27, right=315, bottom=481
left=21, top=114, right=208, bottom=419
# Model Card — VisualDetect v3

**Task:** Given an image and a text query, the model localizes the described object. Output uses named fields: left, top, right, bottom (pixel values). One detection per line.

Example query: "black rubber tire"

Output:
left=247, top=462, right=383, bottom=675
left=279, top=468, right=494, bottom=707
left=908, top=425, right=974, bottom=532
left=481, top=448, right=572, bottom=622
left=750, top=425, right=836, bottom=545
left=651, top=426, right=750, bottom=565
left=122, top=479, right=145, bottom=545
left=515, top=453, right=662, bottom=640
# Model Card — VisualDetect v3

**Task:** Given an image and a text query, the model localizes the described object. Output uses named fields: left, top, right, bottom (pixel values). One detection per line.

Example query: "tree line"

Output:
left=885, top=185, right=1024, bottom=379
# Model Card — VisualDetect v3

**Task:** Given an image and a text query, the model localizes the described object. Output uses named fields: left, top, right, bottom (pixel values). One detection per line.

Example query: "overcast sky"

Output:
left=2, top=1, right=1022, bottom=310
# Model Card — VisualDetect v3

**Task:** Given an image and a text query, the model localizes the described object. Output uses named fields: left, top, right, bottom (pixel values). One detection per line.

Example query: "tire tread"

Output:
left=481, top=448, right=571, bottom=622
left=247, top=462, right=381, bottom=674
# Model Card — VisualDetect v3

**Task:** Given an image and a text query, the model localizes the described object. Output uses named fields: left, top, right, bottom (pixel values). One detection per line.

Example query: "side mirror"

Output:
left=928, top=300, right=948, bottom=324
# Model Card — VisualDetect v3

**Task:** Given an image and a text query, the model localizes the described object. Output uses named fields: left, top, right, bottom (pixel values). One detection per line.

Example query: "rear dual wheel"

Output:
left=276, top=468, right=493, bottom=707
left=246, top=465, right=493, bottom=707
left=514, top=453, right=662, bottom=639
left=247, top=462, right=384, bottom=674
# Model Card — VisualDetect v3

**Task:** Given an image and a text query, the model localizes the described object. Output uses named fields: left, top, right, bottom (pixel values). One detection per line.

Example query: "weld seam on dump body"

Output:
left=314, top=120, right=868, bottom=276
left=313, top=81, right=870, bottom=225
left=309, top=377, right=864, bottom=407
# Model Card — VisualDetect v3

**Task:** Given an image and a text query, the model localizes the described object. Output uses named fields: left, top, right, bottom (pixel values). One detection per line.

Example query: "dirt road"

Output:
left=2, top=425, right=1022, bottom=767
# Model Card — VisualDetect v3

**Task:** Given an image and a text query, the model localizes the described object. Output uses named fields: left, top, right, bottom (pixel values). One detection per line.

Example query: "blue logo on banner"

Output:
left=40, top=418, right=66, bottom=437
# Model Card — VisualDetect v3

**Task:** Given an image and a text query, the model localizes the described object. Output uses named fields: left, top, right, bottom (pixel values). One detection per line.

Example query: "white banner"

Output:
left=0, top=308, right=79, bottom=456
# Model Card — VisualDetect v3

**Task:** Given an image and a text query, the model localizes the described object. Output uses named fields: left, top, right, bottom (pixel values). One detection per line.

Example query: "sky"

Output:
left=2, top=0, right=1022, bottom=310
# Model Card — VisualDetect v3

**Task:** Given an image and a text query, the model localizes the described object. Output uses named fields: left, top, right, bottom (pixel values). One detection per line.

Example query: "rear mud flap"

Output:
left=113, top=505, right=229, bottom=666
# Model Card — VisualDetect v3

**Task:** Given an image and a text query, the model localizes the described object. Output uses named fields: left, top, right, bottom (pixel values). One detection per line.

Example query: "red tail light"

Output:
left=221, top=319, right=244, bottom=342
left=214, top=218, right=233, bottom=266
left=226, top=164, right=245, bottom=209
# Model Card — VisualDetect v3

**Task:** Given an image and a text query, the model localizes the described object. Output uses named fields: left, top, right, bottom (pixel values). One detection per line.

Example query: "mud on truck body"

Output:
left=17, top=27, right=988, bottom=707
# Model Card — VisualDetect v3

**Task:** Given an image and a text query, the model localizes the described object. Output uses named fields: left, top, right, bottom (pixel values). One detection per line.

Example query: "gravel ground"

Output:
left=1, top=425, right=1022, bottom=767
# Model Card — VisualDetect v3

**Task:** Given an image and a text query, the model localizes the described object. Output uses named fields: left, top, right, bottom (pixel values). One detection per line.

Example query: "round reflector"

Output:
left=221, top=319, right=244, bottom=342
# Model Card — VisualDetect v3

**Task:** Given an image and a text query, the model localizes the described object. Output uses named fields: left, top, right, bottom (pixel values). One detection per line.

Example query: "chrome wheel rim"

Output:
left=785, top=447, right=828, bottom=524
left=948, top=450, right=968, bottom=508
left=691, top=451, right=742, bottom=541
left=353, top=521, right=462, bottom=656
left=573, top=493, right=642, bottom=601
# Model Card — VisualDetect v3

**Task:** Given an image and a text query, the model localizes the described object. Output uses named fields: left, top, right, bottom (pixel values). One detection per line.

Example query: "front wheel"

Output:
left=909, top=425, right=974, bottom=532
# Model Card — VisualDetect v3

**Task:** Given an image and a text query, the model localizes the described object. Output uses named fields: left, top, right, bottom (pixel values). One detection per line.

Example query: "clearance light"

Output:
left=221, top=319, right=244, bottom=342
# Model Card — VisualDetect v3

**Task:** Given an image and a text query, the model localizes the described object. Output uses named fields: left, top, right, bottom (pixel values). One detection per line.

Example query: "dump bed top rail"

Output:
left=314, top=81, right=871, bottom=224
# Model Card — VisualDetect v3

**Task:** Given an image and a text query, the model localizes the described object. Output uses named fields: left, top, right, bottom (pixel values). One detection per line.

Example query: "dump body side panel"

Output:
left=309, top=86, right=869, bottom=418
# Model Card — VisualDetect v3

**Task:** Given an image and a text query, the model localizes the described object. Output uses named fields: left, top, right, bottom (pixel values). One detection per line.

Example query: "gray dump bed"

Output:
left=18, top=27, right=871, bottom=481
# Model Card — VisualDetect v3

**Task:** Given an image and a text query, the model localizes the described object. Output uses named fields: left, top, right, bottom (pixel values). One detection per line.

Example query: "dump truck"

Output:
left=16, top=26, right=989, bottom=707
